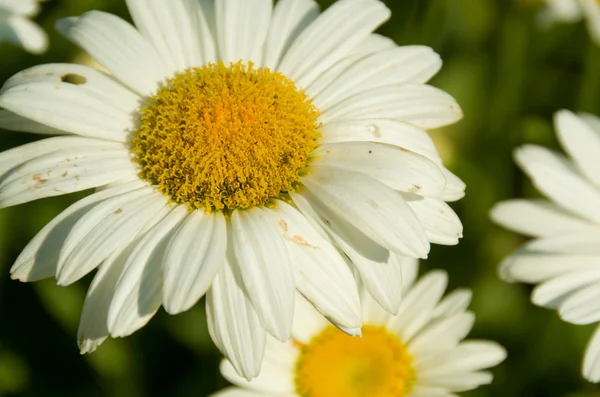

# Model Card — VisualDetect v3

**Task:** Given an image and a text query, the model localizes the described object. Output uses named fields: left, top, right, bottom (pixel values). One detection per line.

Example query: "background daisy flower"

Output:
left=0, top=0, right=463, bottom=379
left=0, top=0, right=48, bottom=54
left=211, top=259, right=506, bottom=397
left=492, top=110, right=600, bottom=382
left=538, top=0, right=600, bottom=45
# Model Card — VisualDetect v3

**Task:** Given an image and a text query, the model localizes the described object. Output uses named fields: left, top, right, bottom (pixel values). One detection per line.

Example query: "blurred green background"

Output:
left=0, top=0, right=598, bottom=396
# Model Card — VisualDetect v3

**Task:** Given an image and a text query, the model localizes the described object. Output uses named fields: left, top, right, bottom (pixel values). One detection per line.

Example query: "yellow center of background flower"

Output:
left=295, top=325, right=415, bottom=397
left=131, top=61, right=321, bottom=212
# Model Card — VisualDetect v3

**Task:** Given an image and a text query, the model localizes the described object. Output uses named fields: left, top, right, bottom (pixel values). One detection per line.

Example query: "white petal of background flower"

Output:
left=491, top=199, right=596, bottom=237
left=0, top=0, right=47, bottom=54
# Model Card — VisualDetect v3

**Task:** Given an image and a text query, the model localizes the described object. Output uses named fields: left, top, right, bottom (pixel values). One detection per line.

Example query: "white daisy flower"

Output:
left=0, top=0, right=464, bottom=379
left=539, top=0, right=600, bottom=45
left=212, top=259, right=506, bottom=397
left=491, top=109, right=600, bottom=382
left=0, top=0, right=48, bottom=54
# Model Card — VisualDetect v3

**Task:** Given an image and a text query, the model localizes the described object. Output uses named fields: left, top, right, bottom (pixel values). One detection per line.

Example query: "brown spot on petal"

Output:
left=32, top=173, right=48, bottom=185
left=279, top=218, right=288, bottom=232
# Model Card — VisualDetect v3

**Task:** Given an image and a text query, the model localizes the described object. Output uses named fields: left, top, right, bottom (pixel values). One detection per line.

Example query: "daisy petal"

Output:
left=0, top=63, right=140, bottom=118
left=320, top=84, right=463, bottom=129
left=275, top=200, right=361, bottom=330
left=525, top=233, right=600, bottom=254
left=348, top=33, right=396, bottom=57
left=311, top=142, right=446, bottom=197
left=500, top=252, right=600, bottom=283
left=56, top=188, right=165, bottom=286
left=420, top=341, right=507, bottom=375
left=206, top=259, right=266, bottom=380
left=0, top=82, right=135, bottom=142
left=441, top=168, right=466, bottom=202
left=0, top=110, right=68, bottom=135
left=514, top=144, right=600, bottom=223
left=314, top=46, right=442, bottom=110
left=0, top=0, right=40, bottom=15
left=355, top=251, right=405, bottom=315
left=584, top=325, right=600, bottom=382
left=278, top=0, right=390, bottom=88
left=0, top=144, right=136, bottom=208
left=215, top=0, right=273, bottom=64
left=220, top=338, right=297, bottom=394
left=125, top=0, right=204, bottom=72
left=10, top=181, right=146, bottom=282
left=319, top=118, right=442, bottom=164
left=211, top=388, right=263, bottom=397
left=108, top=205, right=186, bottom=338
left=78, top=245, right=130, bottom=354
left=388, top=270, right=448, bottom=341
left=555, top=109, right=600, bottom=187
left=0, top=136, right=98, bottom=178
left=4, top=15, right=48, bottom=54
left=231, top=207, right=295, bottom=341
left=301, top=166, right=429, bottom=258
left=291, top=188, right=402, bottom=313
left=433, top=289, right=472, bottom=319
left=491, top=199, right=595, bottom=238
left=406, top=195, right=463, bottom=245
left=531, top=268, right=600, bottom=308
left=56, top=11, right=170, bottom=96
left=263, top=0, right=319, bottom=70
left=162, top=210, right=227, bottom=314
left=559, top=283, right=600, bottom=324
left=409, top=312, right=475, bottom=355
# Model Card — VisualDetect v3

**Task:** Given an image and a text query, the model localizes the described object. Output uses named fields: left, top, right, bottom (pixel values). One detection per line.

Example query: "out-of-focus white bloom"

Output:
left=0, top=0, right=47, bottom=54
left=492, top=109, right=600, bottom=382
left=540, top=0, right=600, bottom=44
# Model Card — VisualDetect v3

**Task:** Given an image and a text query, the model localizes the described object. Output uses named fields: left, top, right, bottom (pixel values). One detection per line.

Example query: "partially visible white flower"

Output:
left=212, top=259, right=506, bottom=397
left=539, top=0, right=600, bottom=45
left=492, top=109, right=600, bottom=382
left=0, top=0, right=48, bottom=54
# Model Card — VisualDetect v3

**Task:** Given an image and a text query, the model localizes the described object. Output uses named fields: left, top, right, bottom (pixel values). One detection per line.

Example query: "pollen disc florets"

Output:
left=131, top=61, right=321, bottom=212
left=295, top=325, right=416, bottom=397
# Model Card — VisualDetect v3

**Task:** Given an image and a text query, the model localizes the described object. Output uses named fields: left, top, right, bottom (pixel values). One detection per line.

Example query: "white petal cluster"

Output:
left=0, top=0, right=47, bottom=54
left=212, top=260, right=506, bottom=397
left=492, top=109, right=600, bottom=382
left=0, top=0, right=464, bottom=379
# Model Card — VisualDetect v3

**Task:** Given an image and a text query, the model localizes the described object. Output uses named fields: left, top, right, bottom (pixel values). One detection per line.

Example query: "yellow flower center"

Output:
left=131, top=61, right=321, bottom=212
left=295, top=325, right=415, bottom=397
